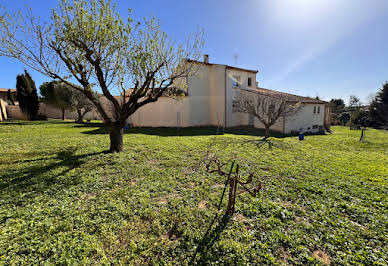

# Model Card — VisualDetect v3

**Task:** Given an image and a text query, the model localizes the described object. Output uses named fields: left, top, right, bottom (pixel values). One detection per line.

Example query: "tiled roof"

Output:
left=186, top=59, right=258, bottom=74
left=0, top=88, right=16, bottom=92
left=244, top=87, right=327, bottom=104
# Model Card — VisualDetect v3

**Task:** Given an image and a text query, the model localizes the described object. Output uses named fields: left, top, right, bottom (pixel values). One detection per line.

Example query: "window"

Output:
left=232, top=75, right=241, bottom=88
left=317, top=106, right=320, bottom=113
left=248, top=77, right=252, bottom=87
left=312, top=125, right=318, bottom=129
left=313, top=106, right=316, bottom=114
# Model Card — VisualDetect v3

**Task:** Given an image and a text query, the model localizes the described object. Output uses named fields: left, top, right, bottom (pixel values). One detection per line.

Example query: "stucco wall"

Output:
left=253, top=116, right=284, bottom=132
left=229, top=86, right=284, bottom=133
left=0, top=99, right=7, bottom=121
left=226, top=69, right=257, bottom=127
left=38, top=103, right=98, bottom=121
left=6, top=105, right=28, bottom=120
left=208, top=65, right=226, bottom=127
left=285, top=104, right=326, bottom=134
left=126, top=64, right=226, bottom=127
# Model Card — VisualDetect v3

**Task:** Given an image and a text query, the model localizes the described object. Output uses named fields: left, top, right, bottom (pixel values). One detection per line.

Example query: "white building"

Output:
left=127, top=56, right=329, bottom=135
left=5, top=55, right=328, bottom=134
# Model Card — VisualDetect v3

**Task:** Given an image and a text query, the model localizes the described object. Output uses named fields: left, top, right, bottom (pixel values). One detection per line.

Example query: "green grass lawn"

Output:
left=0, top=120, right=387, bottom=265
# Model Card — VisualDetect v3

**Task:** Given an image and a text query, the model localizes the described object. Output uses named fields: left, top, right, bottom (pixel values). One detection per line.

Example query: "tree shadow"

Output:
left=0, top=148, right=104, bottom=199
left=78, top=124, right=288, bottom=138
left=0, top=119, right=78, bottom=126
left=189, top=213, right=232, bottom=264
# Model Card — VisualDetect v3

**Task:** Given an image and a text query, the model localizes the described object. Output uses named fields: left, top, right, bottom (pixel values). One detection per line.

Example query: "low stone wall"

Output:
left=6, top=105, right=28, bottom=120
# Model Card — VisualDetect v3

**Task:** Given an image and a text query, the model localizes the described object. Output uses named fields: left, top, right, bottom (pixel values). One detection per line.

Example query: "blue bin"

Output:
left=299, top=133, right=304, bottom=140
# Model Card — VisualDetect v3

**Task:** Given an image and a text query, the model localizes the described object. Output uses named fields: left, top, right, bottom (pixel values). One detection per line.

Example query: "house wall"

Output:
left=254, top=116, right=284, bottom=133
left=284, top=104, right=326, bottom=134
left=228, top=86, right=284, bottom=133
left=126, top=64, right=226, bottom=127
left=226, top=69, right=258, bottom=127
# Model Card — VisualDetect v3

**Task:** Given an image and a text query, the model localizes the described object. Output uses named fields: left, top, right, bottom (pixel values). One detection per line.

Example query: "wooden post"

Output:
left=360, top=128, right=366, bottom=143
left=177, top=112, right=181, bottom=136
left=227, top=164, right=239, bottom=214
left=216, top=112, right=220, bottom=135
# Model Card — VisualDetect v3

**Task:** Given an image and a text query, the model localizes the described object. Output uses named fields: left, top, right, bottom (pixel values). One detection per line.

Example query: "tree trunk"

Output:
left=75, top=109, right=84, bottom=124
left=109, top=123, right=124, bottom=153
left=264, top=126, right=270, bottom=138
left=61, top=108, right=65, bottom=120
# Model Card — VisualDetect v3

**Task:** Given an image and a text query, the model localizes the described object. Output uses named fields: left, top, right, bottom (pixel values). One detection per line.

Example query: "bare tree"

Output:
left=233, top=90, right=301, bottom=138
left=0, top=0, right=204, bottom=152
left=349, top=95, right=361, bottom=112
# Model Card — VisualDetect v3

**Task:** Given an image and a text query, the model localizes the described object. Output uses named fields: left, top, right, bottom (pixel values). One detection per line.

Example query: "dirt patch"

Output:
left=160, top=233, right=178, bottom=241
left=278, top=247, right=291, bottom=264
left=147, top=159, right=160, bottom=168
left=185, top=182, right=196, bottom=189
left=212, top=183, right=225, bottom=188
left=348, top=218, right=368, bottom=231
left=278, top=201, right=293, bottom=208
left=233, top=213, right=247, bottom=223
left=168, top=193, right=180, bottom=199
left=160, top=234, right=170, bottom=240
left=157, top=198, right=169, bottom=205
left=295, top=216, right=311, bottom=227
left=313, top=250, right=331, bottom=265
left=81, top=193, right=96, bottom=200
left=198, top=200, right=207, bottom=209
left=210, top=192, right=219, bottom=197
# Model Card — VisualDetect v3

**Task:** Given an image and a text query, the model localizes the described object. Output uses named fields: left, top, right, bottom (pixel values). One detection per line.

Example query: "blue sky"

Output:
left=1, top=0, right=388, bottom=104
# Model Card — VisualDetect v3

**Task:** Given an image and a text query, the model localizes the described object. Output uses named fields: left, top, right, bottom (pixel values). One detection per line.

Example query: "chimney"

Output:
left=203, top=54, right=209, bottom=64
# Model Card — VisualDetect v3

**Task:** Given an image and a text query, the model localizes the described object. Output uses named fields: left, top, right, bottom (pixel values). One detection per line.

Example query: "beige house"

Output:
left=126, top=56, right=329, bottom=134
left=2, top=56, right=329, bottom=134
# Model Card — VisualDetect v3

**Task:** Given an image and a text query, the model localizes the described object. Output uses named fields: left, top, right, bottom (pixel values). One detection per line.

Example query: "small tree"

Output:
left=329, top=98, right=345, bottom=113
left=350, top=110, right=370, bottom=127
left=0, top=0, right=203, bottom=152
left=233, top=90, right=301, bottom=138
left=348, top=95, right=361, bottom=112
left=329, top=98, right=345, bottom=125
left=40, top=81, right=73, bottom=120
left=16, top=70, right=39, bottom=120
left=369, top=82, right=388, bottom=127
left=7, top=89, right=15, bottom=105
left=71, top=88, right=95, bottom=123
left=40, top=81, right=95, bottom=123
left=338, top=112, right=350, bottom=125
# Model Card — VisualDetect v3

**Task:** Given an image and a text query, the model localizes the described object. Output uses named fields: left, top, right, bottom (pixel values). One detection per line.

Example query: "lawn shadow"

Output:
left=190, top=213, right=232, bottom=264
left=78, top=123, right=288, bottom=138
left=0, top=119, right=80, bottom=126
left=0, top=148, right=105, bottom=199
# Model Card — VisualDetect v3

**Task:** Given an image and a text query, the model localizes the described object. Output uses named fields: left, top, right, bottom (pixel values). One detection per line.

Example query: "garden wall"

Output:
left=0, top=99, right=7, bottom=121
left=5, top=105, right=28, bottom=120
